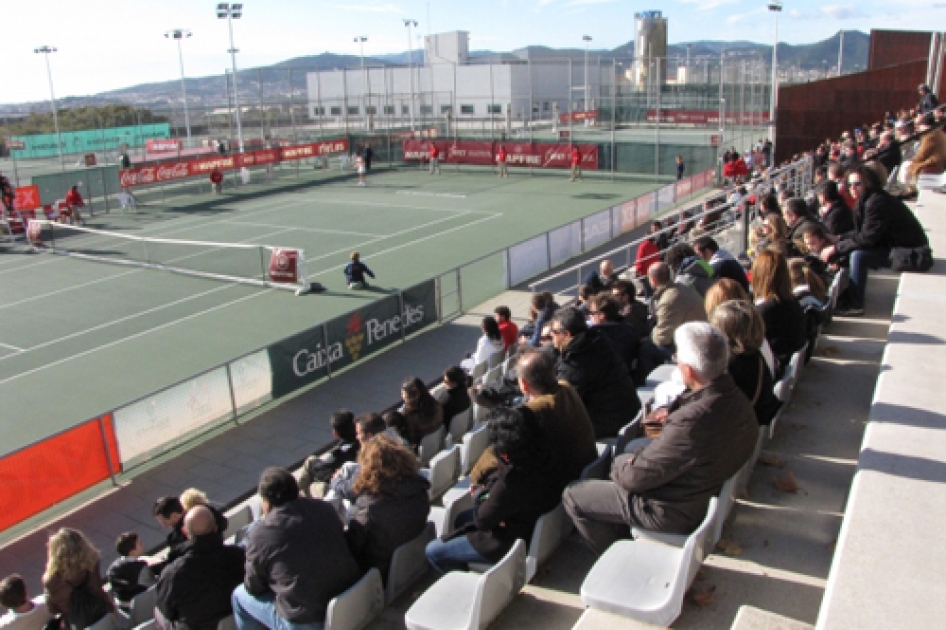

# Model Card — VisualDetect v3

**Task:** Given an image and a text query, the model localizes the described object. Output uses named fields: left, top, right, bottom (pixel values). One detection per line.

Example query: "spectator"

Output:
left=299, top=410, right=359, bottom=498
left=827, top=162, right=856, bottom=209
left=789, top=258, right=827, bottom=309
left=327, top=413, right=389, bottom=501
left=523, top=292, right=556, bottom=347
left=633, top=225, right=662, bottom=283
left=588, top=293, right=641, bottom=373
left=0, top=574, right=49, bottom=630
left=581, top=260, right=618, bottom=294
left=821, top=165, right=930, bottom=316
left=751, top=250, right=807, bottom=374
left=907, top=114, right=946, bottom=180
left=107, top=532, right=152, bottom=605
left=563, top=322, right=758, bottom=555
left=434, top=366, right=472, bottom=430
left=918, top=83, right=939, bottom=114
left=232, top=468, right=362, bottom=630
left=344, top=251, right=375, bottom=290
left=709, top=301, right=782, bottom=426
left=43, top=529, right=113, bottom=627
left=400, top=377, right=444, bottom=446
left=153, top=496, right=187, bottom=573
left=493, top=306, right=519, bottom=351
left=635, top=262, right=706, bottom=385
left=179, top=488, right=228, bottom=536
left=703, top=278, right=750, bottom=317
left=676, top=155, right=685, bottom=180
left=467, top=317, right=504, bottom=370
left=609, top=280, right=647, bottom=331
left=692, top=236, right=749, bottom=293
left=575, top=284, right=595, bottom=318
left=783, top=198, right=819, bottom=255
left=63, top=185, right=86, bottom=225
left=210, top=167, right=223, bottom=194
left=751, top=212, right=791, bottom=259
left=381, top=410, right=411, bottom=446
left=155, top=506, right=245, bottom=630
left=426, top=407, right=560, bottom=572
left=346, top=436, right=430, bottom=579
left=551, top=307, right=641, bottom=438
left=816, top=180, right=855, bottom=236
left=665, top=243, right=715, bottom=298
left=870, top=130, right=902, bottom=175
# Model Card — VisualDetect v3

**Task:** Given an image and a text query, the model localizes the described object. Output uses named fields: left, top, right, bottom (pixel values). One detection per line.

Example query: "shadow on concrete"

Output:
left=868, top=402, right=946, bottom=432
left=859, top=446, right=946, bottom=482
left=885, top=330, right=946, bottom=345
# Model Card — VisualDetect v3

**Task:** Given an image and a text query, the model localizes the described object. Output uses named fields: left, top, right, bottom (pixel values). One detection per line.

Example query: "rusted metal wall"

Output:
left=869, top=30, right=932, bottom=70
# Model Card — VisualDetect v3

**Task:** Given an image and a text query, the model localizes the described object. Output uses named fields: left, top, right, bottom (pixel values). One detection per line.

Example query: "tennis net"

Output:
left=29, top=220, right=312, bottom=295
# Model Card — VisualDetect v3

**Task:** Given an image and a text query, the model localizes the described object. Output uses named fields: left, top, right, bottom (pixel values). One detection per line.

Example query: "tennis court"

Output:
left=0, top=166, right=665, bottom=455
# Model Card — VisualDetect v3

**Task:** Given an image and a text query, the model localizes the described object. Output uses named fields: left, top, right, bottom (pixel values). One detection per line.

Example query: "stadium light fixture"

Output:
left=355, top=36, right=368, bottom=121
left=34, top=45, right=65, bottom=172
left=165, top=29, right=194, bottom=147
left=217, top=3, right=245, bottom=153
left=583, top=35, right=592, bottom=111
left=768, top=0, right=781, bottom=161
left=403, top=19, right=418, bottom=130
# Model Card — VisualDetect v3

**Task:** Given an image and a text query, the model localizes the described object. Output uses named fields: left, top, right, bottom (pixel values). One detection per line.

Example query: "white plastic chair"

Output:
left=580, top=446, right=612, bottom=481
left=460, top=424, right=490, bottom=476
left=580, top=498, right=719, bottom=628
left=386, top=522, right=437, bottom=604
left=128, top=585, right=157, bottom=627
left=223, top=505, right=254, bottom=542
left=324, top=568, right=384, bottom=630
left=429, top=486, right=473, bottom=538
left=404, top=539, right=527, bottom=630
left=425, top=445, right=460, bottom=502
left=524, top=503, right=572, bottom=582
left=448, top=408, right=473, bottom=443
left=418, top=426, right=446, bottom=467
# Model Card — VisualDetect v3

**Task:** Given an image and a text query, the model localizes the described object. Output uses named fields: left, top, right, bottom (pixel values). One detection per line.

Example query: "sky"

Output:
left=3, top=0, right=940, bottom=104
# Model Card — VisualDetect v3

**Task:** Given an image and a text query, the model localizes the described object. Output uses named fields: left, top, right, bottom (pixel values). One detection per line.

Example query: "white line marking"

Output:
left=222, top=221, right=383, bottom=237
left=297, top=195, right=489, bottom=214
left=0, top=289, right=271, bottom=386
left=396, top=191, right=468, bottom=199
left=0, top=341, right=24, bottom=352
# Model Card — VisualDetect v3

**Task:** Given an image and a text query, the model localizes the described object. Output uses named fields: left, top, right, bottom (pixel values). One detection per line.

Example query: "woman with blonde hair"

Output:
left=43, top=528, right=114, bottom=626
left=346, top=435, right=430, bottom=578
left=703, top=278, right=749, bottom=316
left=178, top=488, right=229, bottom=536
left=788, top=258, right=827, bottom=308
left=751, top=250, right=807, bottom=376
left=757, top=212, right=791, bottom=258
left=710, top=300, right=782, bottom=425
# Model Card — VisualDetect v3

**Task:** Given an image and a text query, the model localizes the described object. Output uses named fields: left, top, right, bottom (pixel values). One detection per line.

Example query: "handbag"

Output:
left=890, top=245, right=934, bottom=273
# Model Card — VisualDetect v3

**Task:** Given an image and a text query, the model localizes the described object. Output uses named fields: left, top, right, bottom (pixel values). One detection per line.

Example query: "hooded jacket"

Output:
left=708, top=249, right=749, bottom=292
left=675, top=255, right=715, bottom=297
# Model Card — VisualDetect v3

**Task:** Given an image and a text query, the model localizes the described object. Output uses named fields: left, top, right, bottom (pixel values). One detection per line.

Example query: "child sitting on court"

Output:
left=343, top=251, right=376, bottom=289
left=106, top=532, right=154, bottom=606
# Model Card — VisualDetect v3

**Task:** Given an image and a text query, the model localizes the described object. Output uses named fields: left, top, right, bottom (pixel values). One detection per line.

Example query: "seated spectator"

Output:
left=152, top=496, right=187, bottom=574
left=709, top=301, right=781, bottom=426
left=493, top=306, right=519, bottom=351
left=816, top=180, right=855, bottom=236
left=155, top=506, right=245, bottom=630
left=179, top=488, right=228, bottom=536
left=633, top=225, right=662, bottom=282
left=783, top=198, right=819, bottom=256
left=43, top=529, right=114, bottom=627
left=0, top=574, right=49, bottom=630
left=665, top=243, right=715, bottom=298
left=107, top=532, right=154, bottom=605
left=907, top=113, right=946, bottom=180
left=426, top=407, right=561, bottom=573
left=232, top=468, right=362, bottom=629
left=752, top=250, right=807, bottom=374
left=635, top=262, right=707, bottom=385
left=822, top=165, right=930, bottom=316
left=801, top=223, right=834, bottom=280
left=434, top=366, right=471, bottom=430
left=610, top=280, right=649, bottom=332
left=751, top=212, right=791, bottom=259
left=299, top=410, right=359, bottom=498
left=693, top=236, right=749, bottom=293
left=588, top=293, right=641, bottom=373
left=703, top=278, right=750, bottom=316
left=470, top=349, right=597, bottom=487
left=327, top=412, right=389, bottom=501
left=563, top=323, right=758, bottom=555
left=521, top=292, right=556, bottom=347
left=400, top=377, right=444, bottom=446
left=582, top=259, right=618, bottom=293
left=346, top=436, right=431, bottom=579
left=552, top=307, right=640, bottom=438
left=575, top=284, right=595, bottom=318
left=789, top=258, right=827, bottom=310
left=465, top=317, right=504, bottom=371
left=382, top=410, right=411, bottom=446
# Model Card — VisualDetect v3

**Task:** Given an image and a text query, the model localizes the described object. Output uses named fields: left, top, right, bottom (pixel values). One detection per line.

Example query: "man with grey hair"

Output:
left=563, top=322, right=758, bottom=556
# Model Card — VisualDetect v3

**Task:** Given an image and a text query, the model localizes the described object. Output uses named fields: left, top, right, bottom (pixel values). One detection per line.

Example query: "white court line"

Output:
left=0, top=341, right=24, bottom=352
left=0, top=227, right=295, bottom=311
left=396, top=191, right=468, bottom=199
left=295, top=195, right=489, bottom=214
left=0, top=283, right=236, bottom=363
left=221, top=221, right=383, bottom=238
left=0, top=289, right=271, bottom=386
left=309, top=212, right=504, bottom=277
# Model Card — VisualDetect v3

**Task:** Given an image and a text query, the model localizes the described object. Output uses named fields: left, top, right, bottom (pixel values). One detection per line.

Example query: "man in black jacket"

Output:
left=693, top=236, right=749, bottom=293
left=156, top=506, right=245, bottom=630
left=299, top=410, right=359, bottom=498
left=551, top=308, right=640, bottom=438
left=151, top=496, right=187, bottom=575
left=588, top=294, right=641, bottom=374
left=434, top=366, right=472, bottom=431
left=232, top=468, right=362, bottom=629
left=581, top=259, right=618, bottom=293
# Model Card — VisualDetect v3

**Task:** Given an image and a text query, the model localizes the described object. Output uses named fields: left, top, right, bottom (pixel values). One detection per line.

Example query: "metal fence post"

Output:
left=322, top=324, right=333, bottom=378
left=504, top=248, right=512, bottom=290
left=225, top=362, right=241, bottom=425
left=456, top=268, right=463, bottom=313
left=436, top=275, right=443, bottom=323
left=545, top=232, right=552, bottom=271
left=97, top=415, right=119, bottom=487
left=398, top=291, right=406, bottom=342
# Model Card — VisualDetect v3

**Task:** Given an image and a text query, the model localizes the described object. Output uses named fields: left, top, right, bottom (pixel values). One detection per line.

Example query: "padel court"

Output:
left=0, top=167, right=664, bottom=455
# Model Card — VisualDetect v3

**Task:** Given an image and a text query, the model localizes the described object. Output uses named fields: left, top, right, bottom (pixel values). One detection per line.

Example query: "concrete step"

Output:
left=731, top=605, right=814, bottom=630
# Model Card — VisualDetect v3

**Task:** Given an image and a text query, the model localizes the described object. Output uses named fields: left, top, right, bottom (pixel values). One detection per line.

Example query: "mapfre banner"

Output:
left=403, top=140, right=599, bottom=170
left=119, top=138, right=349, bottom=187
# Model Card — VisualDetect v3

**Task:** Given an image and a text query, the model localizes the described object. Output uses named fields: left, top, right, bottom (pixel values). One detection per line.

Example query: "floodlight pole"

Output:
left=165, top=29, right=193, bottom=147
left=837, top=30, right=844, bottom=76
left=218, top=3, right=245, bottom=153
left=34, top=45, right=65, bottom=172
left=355, top=36, right=368, bottom=126
left=582, top=35, right=592, bottom=111
left=404, top=19, right=418, bottom=130
left=768, top=0, right=781, bottom=162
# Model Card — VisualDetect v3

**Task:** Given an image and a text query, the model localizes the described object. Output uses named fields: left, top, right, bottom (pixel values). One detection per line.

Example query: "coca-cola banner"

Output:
left=146, top=139, right=182, bottom=152
left=645, top=110, right=771, bottom=125
left=403, top=140, right=598, bottom=170
left=119, top=139, right=349, bottom=188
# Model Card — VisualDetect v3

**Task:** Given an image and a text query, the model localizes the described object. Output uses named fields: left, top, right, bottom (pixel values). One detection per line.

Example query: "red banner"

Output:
left=403, top=140, right=599, bottom=170
left=13, top=185, right=41, bottom=211
left=645, top=110, right=771, bottom=125
left=119, top=139, right=349, bottom=187
left=559, top=110, right=599, bottom=123
left=268, top=248, right=299, bottom=284
left=146, top=139, right=182, bottom=152
left=675, top=176, right=693, bottom=201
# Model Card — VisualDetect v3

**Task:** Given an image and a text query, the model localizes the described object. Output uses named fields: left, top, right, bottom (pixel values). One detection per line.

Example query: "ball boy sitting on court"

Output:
left=344, top=251, right=376, bottom=289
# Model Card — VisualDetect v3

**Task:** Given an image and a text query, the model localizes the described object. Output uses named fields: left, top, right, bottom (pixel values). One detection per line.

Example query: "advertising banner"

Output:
left=268, top=249, right=300, bottom=284
left=675, top=175, right=693, bottom=201
left=13, top=186, right=41, bottom=211
left=146, top=139, right=182, bottom=152
left=644, top=110, right=771, bottom=125
left=402, top=140, right=599, bottom=170
left=617, top=198, right=638, bottom=234
left=559, top=110, right=599, bottom=123
left=268, top=280, right=438, bottom=398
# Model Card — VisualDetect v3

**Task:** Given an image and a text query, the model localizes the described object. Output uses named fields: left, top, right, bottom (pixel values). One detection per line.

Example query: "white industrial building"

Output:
left=305, top=31, right=602, bottom=125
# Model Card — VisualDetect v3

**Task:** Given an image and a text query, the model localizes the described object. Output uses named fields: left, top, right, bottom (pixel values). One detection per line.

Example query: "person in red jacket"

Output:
left=634, top=233, right=661, bottom=279
left=428, top=144, right=441, bottom=175
left=732, top=154, right=749, bottom=183
left=496, top=146, right=508, bottom=178
left=570, top=146, right=583, bottom=181
left=64, top=185, right=86, bottom=224
left=210, top=167, right=224, bottom=194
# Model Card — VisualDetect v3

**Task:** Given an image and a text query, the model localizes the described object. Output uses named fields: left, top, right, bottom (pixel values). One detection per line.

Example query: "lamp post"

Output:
left=164, top=29, right=193, bottom=147
left=354, top=35, right=368, bottom=125
left=837, top=29, right=844, bottom=76
left=582, top=35, right=592, bottom=111
left=216, top=3, right=244, bottom=153
left=34, top=45, right=64, bottom=171
left=403, top=19, right=418, bottom=130
left=767, top=1, right=781, bottom=156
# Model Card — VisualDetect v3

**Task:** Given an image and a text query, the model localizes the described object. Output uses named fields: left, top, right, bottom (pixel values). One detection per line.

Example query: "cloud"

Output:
left=788, top=4, right=867, bottom=20
left=566, top=0, right=618, bottom=5
left=727, top=7, right=766, bottom=24
left=328, top=3, right=401, bottom=13
left=679, top=0, right=739, bottom=11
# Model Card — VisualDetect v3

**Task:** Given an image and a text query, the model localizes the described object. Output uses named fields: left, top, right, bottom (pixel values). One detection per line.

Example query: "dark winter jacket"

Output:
left=708, top=249, right=750, bottom=293
left=592, top=319, right=642, bottom=374
left=821, top=199, right=855, bottom=237
left=727, top=351, right=781, bottom=426
left=434, top=384, right=472, bottom=430
left=756, top=297, right=807, bottom=372
left=833, top=189, right=929, bottom=258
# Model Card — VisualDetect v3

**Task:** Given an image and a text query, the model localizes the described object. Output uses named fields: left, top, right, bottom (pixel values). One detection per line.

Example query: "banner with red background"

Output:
left=403, top=140, right=599, bottom=170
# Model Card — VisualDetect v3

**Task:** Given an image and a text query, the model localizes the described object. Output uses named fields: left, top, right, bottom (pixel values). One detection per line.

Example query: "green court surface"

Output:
left=0, top=166, right=662, bottom=455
